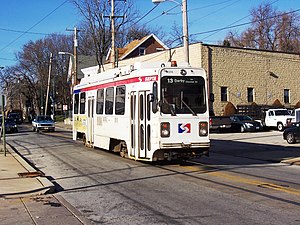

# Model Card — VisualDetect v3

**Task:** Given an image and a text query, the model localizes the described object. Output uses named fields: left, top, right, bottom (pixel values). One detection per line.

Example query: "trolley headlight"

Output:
left=199, top=122, right=208, bottom=136
left=161, top=122, right=170, bottom=137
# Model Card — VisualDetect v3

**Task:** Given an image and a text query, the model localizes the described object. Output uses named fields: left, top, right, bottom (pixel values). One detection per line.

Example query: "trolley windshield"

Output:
left=161, top=76, right=207, bottom=115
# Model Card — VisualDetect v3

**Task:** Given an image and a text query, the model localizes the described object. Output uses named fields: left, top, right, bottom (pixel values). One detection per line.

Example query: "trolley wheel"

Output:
left=82, top=134, right=87, bottom=146
left=119, top=142, right=128, bottom=158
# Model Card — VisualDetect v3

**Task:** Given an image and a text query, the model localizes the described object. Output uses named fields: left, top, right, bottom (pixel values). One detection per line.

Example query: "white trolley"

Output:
left=73, top=61, right=210, bottom=161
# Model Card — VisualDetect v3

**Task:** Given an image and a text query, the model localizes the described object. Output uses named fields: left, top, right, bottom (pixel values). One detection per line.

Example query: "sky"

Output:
left=1, top=0, right=300, bottom=68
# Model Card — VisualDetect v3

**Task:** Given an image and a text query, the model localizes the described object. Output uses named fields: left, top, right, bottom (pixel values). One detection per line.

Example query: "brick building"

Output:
left=84, top=42, right=300, bottom=116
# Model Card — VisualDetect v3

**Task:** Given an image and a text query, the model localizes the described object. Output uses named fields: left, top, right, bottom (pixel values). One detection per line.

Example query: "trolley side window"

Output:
left=96, top=89, right=104, bottom=114
left=105, top=87, right=114, bottom=115
left=80, top=92, right=86, bottom=114
left=115, top=85, right=126, bottom=115
left=74, top=93, right=79, bottom=114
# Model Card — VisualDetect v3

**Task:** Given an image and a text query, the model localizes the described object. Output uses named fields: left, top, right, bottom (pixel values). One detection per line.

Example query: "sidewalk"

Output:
left=0, top=145, right=55, bottom=198
left=0, top=145, right=92, bottom=225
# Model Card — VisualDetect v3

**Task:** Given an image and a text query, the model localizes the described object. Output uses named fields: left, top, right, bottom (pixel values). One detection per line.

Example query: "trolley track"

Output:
left=6, top=128, right=300, bottom=224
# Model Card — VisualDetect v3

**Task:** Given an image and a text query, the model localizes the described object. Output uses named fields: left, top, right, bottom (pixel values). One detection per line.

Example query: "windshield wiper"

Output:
left=163, top=98, right=176, bottom=116
left=181, top=99, right=197, bottom=116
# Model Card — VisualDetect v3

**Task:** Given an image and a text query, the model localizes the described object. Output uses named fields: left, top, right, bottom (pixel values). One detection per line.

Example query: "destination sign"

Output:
left=164, top=77, right=200, bottom=84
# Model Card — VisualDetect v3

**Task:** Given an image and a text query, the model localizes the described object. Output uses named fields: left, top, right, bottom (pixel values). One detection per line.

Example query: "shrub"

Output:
left=294, top=101, right=300, bottom=109
left=223, top=102, right=237, bottom=116
left=272, top=99, right=283, bottom=108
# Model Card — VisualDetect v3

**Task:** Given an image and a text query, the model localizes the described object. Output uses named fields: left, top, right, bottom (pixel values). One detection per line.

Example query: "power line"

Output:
left=201, top=0, right=279, bottom=41
left=188, top=0, right=238, bottom=13
left=0, top=27, right=52, bottom=36
left=189, top=0, right=241, bottom=25
left=190, top=8, right=300, bottom=38
left=144, top=4, right=179, bottom=26
left=132, top=4, right=160, bottom=26
left=167, top=7, right=300, bottom=46
left=0, top=0, right=69, bottom=53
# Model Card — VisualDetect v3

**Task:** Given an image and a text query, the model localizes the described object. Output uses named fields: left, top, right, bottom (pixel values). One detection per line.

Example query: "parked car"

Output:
left=32, top=115, right=55, bottom=132
left=8, top=112, right=23, bottom=124
left=283, top=122, right=300, bottom=144
left=263, top=108, right=293, bottom=131
left=230, top=115, right=263, bottom=132
left=209, top=116, right=232, bottom=132
left=0, top=117, right=18, bottom=133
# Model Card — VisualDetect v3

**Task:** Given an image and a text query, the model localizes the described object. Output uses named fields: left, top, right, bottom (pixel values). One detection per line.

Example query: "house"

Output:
left=106, top=33, right=168, bottom=62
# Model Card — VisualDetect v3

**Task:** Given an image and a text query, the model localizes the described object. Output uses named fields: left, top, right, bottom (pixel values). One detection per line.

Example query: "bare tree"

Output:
left=165, top=21, right=197, bottom=48
left=0, top=34, right=73, bottom=116
left=225, top=3, right=300, bottom=52
left=72, top=0, right=138, bottom=71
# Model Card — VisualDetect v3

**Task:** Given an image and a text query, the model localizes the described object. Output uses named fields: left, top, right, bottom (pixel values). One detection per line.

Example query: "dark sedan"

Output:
left=230, top=115, right=263, bottom=132
left=0, top=117, right=18, bottom=133
left=283, top=122, right=300, bottom=144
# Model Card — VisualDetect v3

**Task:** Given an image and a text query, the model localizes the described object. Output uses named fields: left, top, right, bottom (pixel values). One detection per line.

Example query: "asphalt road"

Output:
left=6, top=126, right=300, bottom=225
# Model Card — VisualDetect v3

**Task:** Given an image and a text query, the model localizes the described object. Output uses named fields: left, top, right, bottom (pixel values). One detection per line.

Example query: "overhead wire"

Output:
left=131, top=4, right=160, bottom=26
left=0, top=27, right=52, bottom=36
left=190, top=8, right=300, bottom=38
left=0, top=0, right=69, bottom=53
left=200, top=0, right=279, bottom=41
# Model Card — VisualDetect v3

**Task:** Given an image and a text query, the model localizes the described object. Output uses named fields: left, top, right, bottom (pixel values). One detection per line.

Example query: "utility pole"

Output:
left=111, top=0, right=116, bottom=68
left=66, top=27, right=80, bottom=88
left=1, top=95, right=6, bottom=156
left=105, top=0, right=126, bottom=68
left=182, top=0, right=189, bottom=65
left=152, top=0, right=189, bottom=65
left=45, top=52, right=53, bottom=115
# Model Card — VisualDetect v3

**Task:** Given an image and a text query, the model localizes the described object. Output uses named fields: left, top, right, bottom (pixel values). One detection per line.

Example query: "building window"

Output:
left=284, top=89, right=290, bottom=103
left=247, top=87, right=254, bottom=102
left=221, top=87, right=228, bottom=102
left=139, top=47, right=146, bottom=56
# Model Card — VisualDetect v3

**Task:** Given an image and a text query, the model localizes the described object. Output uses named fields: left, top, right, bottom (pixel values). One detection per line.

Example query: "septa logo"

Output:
left=178, top=123, right=191, bottom=133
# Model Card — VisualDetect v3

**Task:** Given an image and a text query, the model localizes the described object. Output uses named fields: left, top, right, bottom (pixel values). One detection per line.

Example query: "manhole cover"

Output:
left=18, top=171, right=44, bottom=177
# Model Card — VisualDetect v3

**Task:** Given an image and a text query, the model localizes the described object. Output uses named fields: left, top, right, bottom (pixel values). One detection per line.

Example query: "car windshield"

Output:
left=236, top=115, right=253, bottom=121
left=36, top=116, right=53, bottom=122
left=5, top=118, right=15, bottom=123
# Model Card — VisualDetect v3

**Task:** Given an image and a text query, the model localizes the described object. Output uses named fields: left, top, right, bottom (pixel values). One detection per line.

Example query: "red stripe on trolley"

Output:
left=77, top=75, right=158, bottom=93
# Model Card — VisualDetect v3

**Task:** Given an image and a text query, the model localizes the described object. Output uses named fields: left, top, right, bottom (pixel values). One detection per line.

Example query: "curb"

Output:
left=4, top=144, right=56, bottom=197
left=281, top=157, right=300, bottom=166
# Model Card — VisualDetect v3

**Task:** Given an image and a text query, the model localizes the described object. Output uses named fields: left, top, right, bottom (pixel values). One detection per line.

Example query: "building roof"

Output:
left=106, top=33, right=168, bottom=62
left=119, top=34, right=168, bottom=60
left=77, top=55, right=98, bottom=79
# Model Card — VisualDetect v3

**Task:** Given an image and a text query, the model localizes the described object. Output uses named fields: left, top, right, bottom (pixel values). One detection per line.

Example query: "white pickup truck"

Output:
left=264, top=109, right=293, bottom=131
left=289, top=108, right=300, bottom=123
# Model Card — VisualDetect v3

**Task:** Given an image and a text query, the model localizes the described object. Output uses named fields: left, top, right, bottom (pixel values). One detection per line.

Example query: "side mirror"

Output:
left=152, top=82, right=158, bottom=113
